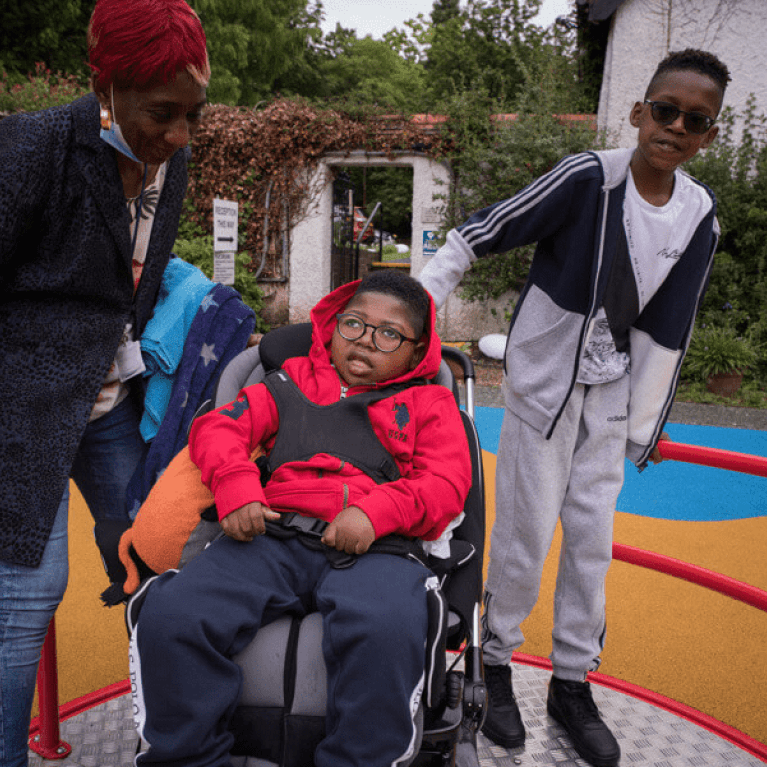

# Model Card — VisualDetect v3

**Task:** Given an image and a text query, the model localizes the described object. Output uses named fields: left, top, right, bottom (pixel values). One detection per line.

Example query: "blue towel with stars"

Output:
left=139, top=258, right=215, bottom=441
left=127, top=281, right=256, bottom=513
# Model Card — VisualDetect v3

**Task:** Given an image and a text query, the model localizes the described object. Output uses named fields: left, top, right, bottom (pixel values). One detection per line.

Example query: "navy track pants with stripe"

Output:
left=132, top=534, right=429, bottom=767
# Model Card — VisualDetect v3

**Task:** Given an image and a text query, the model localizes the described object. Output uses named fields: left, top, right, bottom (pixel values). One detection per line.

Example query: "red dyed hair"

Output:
left=88, top=0, right=210, bottom=91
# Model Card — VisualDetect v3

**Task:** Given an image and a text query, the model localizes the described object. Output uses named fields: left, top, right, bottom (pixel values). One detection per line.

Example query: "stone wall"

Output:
left=599, top=0, right=767, bottom=147
left=288, top=151, right=510, bottom=340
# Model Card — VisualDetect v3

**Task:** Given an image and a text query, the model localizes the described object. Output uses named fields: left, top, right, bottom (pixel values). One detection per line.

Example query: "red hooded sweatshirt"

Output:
left=188, top=281, right=472, bottom=542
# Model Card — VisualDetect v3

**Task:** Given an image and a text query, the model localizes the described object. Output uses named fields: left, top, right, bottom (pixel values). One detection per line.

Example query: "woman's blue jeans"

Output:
left=0, top=396, right=146, bottom=766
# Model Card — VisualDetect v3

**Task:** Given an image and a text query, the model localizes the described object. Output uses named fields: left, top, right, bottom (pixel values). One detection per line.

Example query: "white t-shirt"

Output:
left=577, top=167, right=712, bottom=385
left=623, top=168, right=711, bottom=312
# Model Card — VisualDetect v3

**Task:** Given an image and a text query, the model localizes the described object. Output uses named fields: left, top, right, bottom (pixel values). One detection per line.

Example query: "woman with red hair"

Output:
left=0, top=1, right=209, bottom=762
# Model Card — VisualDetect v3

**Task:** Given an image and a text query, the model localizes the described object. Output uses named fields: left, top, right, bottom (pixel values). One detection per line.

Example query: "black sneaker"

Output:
left=481, top=663, right=526, bottom=748
left=547, top=677, right=620, bottom=767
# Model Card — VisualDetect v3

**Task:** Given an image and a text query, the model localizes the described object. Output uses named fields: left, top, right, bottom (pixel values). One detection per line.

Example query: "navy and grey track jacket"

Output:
left=420, top=148, right=718, bottom=468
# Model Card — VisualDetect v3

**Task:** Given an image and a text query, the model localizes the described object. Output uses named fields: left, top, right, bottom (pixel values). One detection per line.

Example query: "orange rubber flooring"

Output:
left=42, top=449, right=767, bottom=747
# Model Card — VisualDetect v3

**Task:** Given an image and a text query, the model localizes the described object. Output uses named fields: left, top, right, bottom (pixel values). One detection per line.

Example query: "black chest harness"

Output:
left=260, top=369, right=425, bottom=567
left=262, top=369, right=422, bottom=485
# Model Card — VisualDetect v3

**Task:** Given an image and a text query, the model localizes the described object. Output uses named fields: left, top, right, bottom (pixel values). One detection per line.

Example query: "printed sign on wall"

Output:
left=213, top=197, right=238, bottom=285
left=423, top=230, right=439, bottom=257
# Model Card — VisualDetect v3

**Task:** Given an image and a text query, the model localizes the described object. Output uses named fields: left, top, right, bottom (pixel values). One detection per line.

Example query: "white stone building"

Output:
left=595, top=0, right=767, bottom=146
left=288, top=151, right=510, bottom=339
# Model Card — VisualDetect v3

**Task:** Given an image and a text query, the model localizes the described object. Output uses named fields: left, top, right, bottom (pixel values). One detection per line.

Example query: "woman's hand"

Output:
left=221, top=502, right=280, bottom=541
left=322, top=506, right=376, bottom=555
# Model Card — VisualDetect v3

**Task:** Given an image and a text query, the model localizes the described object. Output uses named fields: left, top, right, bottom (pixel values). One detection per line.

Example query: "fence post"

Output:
left=28, top=617, right=72, bottom=759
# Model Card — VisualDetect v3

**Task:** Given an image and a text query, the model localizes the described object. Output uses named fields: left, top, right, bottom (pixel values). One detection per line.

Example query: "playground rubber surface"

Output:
left=38, top=397, right=767, bottom=753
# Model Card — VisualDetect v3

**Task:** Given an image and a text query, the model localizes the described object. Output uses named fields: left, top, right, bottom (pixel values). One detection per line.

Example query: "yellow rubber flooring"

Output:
left=42, top=464, right=767, bottom=746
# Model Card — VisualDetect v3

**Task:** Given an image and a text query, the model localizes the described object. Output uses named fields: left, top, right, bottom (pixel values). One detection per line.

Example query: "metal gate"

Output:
left=330, top=171, right=357, bottom=291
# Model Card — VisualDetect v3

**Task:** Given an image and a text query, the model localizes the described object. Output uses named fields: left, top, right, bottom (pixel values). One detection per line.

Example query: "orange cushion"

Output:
left=118, top=446, right=215, bottom=595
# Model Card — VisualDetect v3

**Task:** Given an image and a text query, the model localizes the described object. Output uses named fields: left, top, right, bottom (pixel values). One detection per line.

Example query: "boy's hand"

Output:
left=322, top=506, right=376, bottom=555
left=650, top=432, right=671, bottom=464
left=221, top=502, right=280, bottom=541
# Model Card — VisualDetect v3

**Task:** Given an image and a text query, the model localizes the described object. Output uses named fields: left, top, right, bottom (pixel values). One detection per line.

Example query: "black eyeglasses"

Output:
left=644, top=100, right=715, bottom=135
left=335, top=313, right=418, bottom=353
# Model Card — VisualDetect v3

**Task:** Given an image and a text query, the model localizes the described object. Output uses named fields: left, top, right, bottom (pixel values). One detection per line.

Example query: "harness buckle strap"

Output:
left=279, top=511, right=329, bottom=538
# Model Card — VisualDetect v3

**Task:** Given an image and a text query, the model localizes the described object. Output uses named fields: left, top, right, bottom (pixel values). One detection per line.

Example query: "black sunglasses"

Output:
left=644, top=100, right=715, bottom=135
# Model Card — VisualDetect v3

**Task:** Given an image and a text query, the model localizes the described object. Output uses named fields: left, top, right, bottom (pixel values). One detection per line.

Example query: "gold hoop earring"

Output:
left=100, top=107, right=112, bottom=131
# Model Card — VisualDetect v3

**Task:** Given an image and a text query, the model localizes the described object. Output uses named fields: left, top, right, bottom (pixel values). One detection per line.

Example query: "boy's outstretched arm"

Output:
left=419, top=153, right=593, bottom=308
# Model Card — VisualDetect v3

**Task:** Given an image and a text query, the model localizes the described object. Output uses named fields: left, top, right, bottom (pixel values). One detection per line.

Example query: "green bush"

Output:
left=682, top=324, right=759, bottom=381
left=173, top=235, right=270, bottom=334
left=176, top=199, right=208, bottom=242
left=0, top=63, right=88, bottom=112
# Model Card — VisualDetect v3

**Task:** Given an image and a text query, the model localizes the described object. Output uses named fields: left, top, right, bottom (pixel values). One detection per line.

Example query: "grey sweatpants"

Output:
left=482, top=376, right=630, bottom=680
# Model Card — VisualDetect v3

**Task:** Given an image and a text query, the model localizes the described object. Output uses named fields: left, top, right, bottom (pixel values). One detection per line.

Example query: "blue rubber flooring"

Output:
left=473, top=406, right=767, bottom=522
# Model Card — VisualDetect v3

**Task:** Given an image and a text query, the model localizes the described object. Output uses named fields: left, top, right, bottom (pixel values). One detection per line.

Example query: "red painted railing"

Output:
left=612, top=542, right=767, bottom=612
left=32, top=439, right=767, bottom=759
left=28, top=620, right=72, bottom=759
left=657, top=439, right=767, bottom=477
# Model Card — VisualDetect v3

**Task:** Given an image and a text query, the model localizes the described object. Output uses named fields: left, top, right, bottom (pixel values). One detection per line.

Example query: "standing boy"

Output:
left=419, top=49, right=729, bottom=767
left=129, top=272, right=472, bottom=767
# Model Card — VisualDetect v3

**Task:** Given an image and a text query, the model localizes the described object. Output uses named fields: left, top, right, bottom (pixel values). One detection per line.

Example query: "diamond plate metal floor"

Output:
left=28, top=662, right=764, bottom=767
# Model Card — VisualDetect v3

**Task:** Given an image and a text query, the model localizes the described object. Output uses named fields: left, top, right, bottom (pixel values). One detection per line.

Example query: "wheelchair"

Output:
left=135, top=322, right=488, bottom=767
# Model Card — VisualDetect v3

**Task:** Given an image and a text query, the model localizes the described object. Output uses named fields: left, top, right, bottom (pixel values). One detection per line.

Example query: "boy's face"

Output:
left=330, top=291, right=426, bottom=387
left=630, top=69, right=721, bottom=175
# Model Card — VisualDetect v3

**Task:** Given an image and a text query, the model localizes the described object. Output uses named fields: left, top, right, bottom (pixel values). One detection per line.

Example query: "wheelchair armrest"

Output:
left=423, top=539, right=476, bottom=584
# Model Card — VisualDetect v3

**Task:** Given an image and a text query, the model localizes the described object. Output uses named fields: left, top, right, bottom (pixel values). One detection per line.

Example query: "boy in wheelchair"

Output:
left=130, top=272, right=473, bottom=767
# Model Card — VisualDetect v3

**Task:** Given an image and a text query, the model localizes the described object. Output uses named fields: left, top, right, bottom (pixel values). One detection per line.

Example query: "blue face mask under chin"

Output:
left=100, top=120, right=141, bottom=163
left=100, top=85, right=141, bottom=163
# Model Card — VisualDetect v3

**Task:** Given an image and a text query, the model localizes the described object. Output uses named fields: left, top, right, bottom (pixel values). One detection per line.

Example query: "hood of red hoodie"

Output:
left=307, top=280, right=442, bottom=388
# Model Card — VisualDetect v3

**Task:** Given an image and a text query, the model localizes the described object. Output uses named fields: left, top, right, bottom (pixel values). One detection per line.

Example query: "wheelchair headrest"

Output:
left=260, top=323, right=313, bottom=371
left=213, top=345, right=263, bottom=408
left=214, top=323, right=461, bottom=409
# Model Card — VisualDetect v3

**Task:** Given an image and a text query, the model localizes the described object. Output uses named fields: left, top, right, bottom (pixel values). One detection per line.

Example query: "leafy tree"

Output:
left=267, top=1, right=331, bottom=98
left=512, top=14, right=592, bottom=114
left=0, top=0, right=91, bottom=80
left=425, top=0, right=547, bottom=109
left=319, top=23, right=360, bottom=57
left=431, top=0, right=461, bottom=27
left=383, top=17, right=433, bottom=66
left=189, top=0, right=319, bottom=105
left=312, top=37, right=426, bottom=111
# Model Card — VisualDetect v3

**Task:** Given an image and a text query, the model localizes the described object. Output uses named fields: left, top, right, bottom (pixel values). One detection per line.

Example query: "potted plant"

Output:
left=683, top=324, right=759, bottom=397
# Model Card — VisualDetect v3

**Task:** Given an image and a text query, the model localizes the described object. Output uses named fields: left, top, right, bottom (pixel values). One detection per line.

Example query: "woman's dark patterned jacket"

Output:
left=0, top=93, right=188, bottom=567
